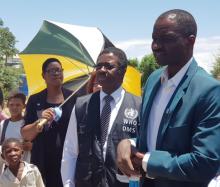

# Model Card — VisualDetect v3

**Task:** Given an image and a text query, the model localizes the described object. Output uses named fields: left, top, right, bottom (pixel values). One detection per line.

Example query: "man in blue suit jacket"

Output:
left=117, top=9, right=220, bottom=187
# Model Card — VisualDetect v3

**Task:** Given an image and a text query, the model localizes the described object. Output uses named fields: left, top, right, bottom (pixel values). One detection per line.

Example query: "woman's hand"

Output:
left=41, top=108, right=55, bottom=124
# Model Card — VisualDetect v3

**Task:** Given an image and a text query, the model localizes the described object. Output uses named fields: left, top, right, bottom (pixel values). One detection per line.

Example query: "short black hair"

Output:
left=8, top=91, right=26, bottom=104
left=42, top=58, right=61, bottom=73
left=157, top=9, right=197, bottom=37
left=2, top=138, right=23, bottom=153
left=97, top=47, right=128, bottom=69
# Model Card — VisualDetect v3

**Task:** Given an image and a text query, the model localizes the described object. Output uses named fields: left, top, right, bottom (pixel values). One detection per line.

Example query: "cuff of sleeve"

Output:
left=142, top=152, right=154, bottom=179
left=129, top=138, right=136, bottom=147
left=63, top=180, right=75, bottom=187
left=142, top=153, right=150, bottom=172
left=116, top=174, right=129, bottom=183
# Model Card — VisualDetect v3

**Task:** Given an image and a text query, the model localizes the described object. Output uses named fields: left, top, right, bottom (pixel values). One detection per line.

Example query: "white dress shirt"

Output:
left=61, top=87, right=125, bottom=187
left=208, top=175, right=220, bottom=187
left=142, top=58, right=193, bottom=174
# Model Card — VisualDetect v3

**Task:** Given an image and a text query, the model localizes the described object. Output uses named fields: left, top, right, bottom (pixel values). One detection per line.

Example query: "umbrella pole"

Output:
left=59, top=75, right=90, bottom=108
left=36, top=75, right=91, bottom=130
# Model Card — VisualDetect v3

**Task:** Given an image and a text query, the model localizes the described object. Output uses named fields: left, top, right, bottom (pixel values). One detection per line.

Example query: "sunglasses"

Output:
left=94, top=63, right=119, bottom=70
left=45, top=68, right=63, bottom=75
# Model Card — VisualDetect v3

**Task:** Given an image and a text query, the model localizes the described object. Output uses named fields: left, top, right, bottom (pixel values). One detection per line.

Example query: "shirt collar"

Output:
left=4, top=161, right=32, bottom=183
left=161, top=57, right=193, bottom=87
left=100, top=86, right=125, bottom=104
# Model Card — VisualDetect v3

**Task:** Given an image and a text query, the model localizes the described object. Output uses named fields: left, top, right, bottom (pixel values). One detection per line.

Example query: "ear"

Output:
left=119, top=67, right=127, bottom=76
left=118, top=68, right=124, bottom=74
left=117, top=68, right=122, bottom=74
left=188, top=35, right=196, bottom=45
left=1, top=153, right=5, bottom=160
left=42, top=73, right=45, bottom=80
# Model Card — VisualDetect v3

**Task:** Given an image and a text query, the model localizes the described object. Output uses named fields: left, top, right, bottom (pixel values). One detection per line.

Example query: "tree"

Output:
left=139, top=54, right=160, bottom=87
left=0, top=19, right=3, bottom=26
left=0, top=18, right=19, bottom=64
left=128, top=58, right=139, bottom=69
left=0, top=61, right=22, bottom=98
left=0, top=18, right=21, bottom=99
left=128, top=54, right=161, bottom=88
left=211, top=53, right=220, bottom=80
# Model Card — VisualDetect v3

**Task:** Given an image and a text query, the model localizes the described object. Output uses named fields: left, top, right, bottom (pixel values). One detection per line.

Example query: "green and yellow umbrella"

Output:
left=19, top=20, right=141, bottom=96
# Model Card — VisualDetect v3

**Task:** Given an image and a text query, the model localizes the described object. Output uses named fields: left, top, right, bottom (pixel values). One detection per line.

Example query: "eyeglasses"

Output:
left=45, top=68, right=63, bottom=75
left=94, top=63, right=118, bottom=70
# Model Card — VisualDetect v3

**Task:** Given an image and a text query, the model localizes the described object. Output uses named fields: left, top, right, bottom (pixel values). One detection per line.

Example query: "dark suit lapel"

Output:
left=88, top=92, right=100, bottom=135
left=156, top=59, right=198, bottom=148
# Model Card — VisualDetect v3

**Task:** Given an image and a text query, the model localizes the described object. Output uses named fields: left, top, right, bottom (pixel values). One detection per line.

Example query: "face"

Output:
left=151, top=16, right=192, bottom=67
left=43, top=61, right=63, bottom=86
left=2, top=142, right=23, bottom=167
left=95, top=53, right=124, bottom=94
left=7, top=98, right=25, bottom=118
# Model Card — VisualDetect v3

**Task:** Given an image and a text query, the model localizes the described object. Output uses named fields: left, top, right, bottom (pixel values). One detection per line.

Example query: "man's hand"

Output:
left=117, top=139, right=140, bottom=177
left=131, top=150, right=145, bottom=172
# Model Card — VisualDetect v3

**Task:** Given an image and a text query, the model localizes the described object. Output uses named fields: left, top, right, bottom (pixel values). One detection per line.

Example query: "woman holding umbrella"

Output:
left=21, top=58, right=77, bottom=187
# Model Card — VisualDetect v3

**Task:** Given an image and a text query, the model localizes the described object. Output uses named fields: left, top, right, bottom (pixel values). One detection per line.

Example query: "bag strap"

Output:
left=0, top=119, right=10, bottom=145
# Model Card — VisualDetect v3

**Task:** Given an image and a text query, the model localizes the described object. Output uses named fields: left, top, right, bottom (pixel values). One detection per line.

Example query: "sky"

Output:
left=1, top=0, right=220, bottom=72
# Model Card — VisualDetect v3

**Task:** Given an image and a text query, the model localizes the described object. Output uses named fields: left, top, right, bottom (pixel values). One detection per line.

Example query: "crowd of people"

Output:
left=0, top=9, right=220, bottom=187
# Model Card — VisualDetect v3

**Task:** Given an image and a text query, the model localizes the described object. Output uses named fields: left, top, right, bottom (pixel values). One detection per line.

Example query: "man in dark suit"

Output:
left=61, top=47, right=141, bottom=187
left=117, top=9, right=220, bottom=187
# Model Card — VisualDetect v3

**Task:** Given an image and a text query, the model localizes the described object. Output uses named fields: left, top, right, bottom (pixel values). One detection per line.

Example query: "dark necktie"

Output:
left=100, top=95, right=113, bottom=147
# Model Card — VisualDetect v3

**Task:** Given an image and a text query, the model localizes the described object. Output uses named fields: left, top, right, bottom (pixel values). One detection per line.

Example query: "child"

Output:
left=0, top=92, right=31, bottom=173
left=0, top=138, right=45, bottom=187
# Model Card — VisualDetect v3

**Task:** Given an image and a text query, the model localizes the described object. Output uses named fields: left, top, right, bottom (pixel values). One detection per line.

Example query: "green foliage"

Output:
left=0, top=18, right=19, bottom=63
left=0, top=62, right=23, bottom=98
left=0, top=19, right=21, bottom=99
left=128, top=54, right=160, bottom=88
left=0, top=18, right=3, bottom=26
left=0, top=61, right=22, bottom=98
left=211, top=54, right=220, bottom=80
left=139, top=54, right=160, bottom=87
left=128, top=58, right=139, bottom=69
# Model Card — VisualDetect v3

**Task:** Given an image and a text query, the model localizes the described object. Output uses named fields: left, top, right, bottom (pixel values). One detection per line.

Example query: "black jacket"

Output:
left=75, top=91, right=141, bottom=187
left=24, top=88, right=76, bottom=187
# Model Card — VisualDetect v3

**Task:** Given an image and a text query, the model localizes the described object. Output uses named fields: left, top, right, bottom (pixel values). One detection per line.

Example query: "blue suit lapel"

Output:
left=156, top=59, right=198, bottom=149
left=141, top=78, right=161, bottom=120
left=139, top=72, right=162, bottom=152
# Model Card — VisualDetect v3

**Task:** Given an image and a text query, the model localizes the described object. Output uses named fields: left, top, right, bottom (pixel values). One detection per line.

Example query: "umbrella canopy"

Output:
left=19, top=20, right=141, bottom=96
